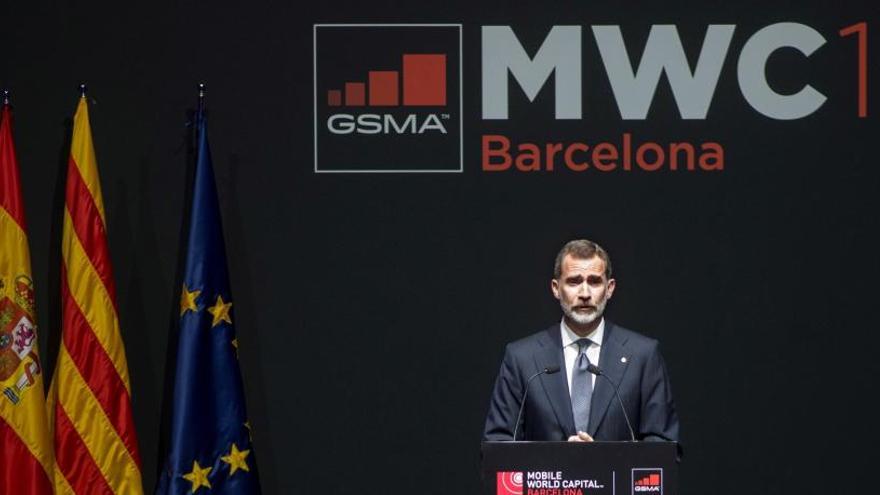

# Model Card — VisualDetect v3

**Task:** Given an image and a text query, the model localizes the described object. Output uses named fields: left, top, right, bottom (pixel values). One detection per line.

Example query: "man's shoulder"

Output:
left=606, top=321, right=660, bottom=352
left=503, top=325, right=558, bottom=354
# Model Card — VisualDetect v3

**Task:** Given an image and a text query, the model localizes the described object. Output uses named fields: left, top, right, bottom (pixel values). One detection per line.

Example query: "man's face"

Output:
left=551, top=254, right=616, bottom=330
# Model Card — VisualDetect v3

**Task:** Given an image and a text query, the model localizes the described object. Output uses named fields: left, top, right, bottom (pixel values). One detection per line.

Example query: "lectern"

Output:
left=481, top=441, right=679, bottom=495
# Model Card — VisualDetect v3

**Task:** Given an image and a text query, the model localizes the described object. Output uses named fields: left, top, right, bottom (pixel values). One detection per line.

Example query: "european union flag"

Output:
left=156, top=105, right=261, bottom=494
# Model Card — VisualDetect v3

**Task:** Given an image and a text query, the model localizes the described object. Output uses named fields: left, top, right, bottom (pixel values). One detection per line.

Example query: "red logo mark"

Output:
left=635, top=474, right=660, bottom=486
left=327, top=54, right=446, bottom=107
left=633, top=469, right=662, bottom=493
left=497, top=471, right=523, bottom=495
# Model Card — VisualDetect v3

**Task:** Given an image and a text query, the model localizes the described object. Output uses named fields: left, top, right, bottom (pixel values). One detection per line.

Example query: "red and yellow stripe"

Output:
left=48, top=96, right=143, bottom=494
left=0, top=102, right=54, bottom=495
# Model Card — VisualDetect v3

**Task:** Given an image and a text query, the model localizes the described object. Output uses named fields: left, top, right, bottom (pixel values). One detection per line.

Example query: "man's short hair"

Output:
left=553, top=239, right=613, bottom=279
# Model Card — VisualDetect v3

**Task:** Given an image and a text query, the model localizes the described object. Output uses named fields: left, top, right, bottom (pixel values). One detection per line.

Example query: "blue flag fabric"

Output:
left=156, top=109, right=261, bottom=494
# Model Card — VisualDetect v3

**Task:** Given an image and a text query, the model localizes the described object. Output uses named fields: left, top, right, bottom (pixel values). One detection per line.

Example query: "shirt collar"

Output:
left=560, top=317, right=605, bottom=348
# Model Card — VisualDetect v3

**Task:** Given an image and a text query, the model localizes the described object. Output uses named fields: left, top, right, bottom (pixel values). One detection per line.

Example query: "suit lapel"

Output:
left=588, top=321, right=631, bottom=437
left=534, top=326, right=576, bottom=437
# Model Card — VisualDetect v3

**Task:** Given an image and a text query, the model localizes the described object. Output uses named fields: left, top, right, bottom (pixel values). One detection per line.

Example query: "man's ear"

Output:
left=606, top=278, right=616, bottom=299
left=550, top=278, right=561, bottom=300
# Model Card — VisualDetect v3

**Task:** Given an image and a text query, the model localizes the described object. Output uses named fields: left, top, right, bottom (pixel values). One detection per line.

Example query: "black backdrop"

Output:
left=3, top=1, right=880, bottom=493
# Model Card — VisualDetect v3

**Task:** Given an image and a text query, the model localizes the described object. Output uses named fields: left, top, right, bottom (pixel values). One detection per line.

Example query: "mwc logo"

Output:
left=496, top=471, right=523, bottom=495
left=314, top=24, right=462, bottom=173
left=482, top=23, right=869, bottom=121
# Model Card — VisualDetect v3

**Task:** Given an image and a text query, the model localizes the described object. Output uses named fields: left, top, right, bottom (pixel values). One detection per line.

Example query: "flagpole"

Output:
left=197, top=83, right=206, bottom=118
left=79, top=83, right=87, bottom=98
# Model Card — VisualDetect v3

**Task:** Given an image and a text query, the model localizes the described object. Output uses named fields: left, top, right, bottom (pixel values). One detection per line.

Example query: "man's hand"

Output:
left=567, top=431, right=594, bottom=442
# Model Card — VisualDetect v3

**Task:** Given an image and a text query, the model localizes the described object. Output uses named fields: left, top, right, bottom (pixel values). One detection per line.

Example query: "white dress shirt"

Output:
left=561, top=317, right=605, bottom=395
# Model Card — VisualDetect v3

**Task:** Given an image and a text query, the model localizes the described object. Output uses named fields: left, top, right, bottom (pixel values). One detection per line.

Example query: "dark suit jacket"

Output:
left=483, top=321, right=680, bottom=444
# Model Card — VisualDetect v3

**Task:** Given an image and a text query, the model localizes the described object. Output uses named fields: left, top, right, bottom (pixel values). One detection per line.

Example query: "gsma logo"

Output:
left=632, top=468, right=663, bottom=494
left=496, top=471, right=523, bottom=495
left=314, top=24, right=463, bottom=173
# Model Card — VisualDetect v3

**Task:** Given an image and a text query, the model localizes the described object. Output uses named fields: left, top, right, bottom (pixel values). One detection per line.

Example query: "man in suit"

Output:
left=483, top=239, right=680, bottom=444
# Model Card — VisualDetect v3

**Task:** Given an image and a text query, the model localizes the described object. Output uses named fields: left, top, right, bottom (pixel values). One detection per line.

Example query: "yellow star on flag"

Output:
left=207, top=294, right=233, bottom=327
left=182, top=460, right=212, bottom=492
left=180, top=284, right=201, bottom=316
left=221, top=443, right=251, bottom=476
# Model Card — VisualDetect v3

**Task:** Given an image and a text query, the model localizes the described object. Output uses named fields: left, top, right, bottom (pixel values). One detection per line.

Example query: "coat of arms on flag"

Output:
left=0, top=275, right=41, bottom=405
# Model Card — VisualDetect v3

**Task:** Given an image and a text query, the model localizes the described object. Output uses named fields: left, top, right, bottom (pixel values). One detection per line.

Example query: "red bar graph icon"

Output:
left=326, top=53, right=446, bottom=107
left=635, top=474, right=661, bottom=486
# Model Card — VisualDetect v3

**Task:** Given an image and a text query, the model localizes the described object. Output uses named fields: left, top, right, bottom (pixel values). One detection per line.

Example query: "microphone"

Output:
left=512, top=365, right=561, bottom=441
left=587, top=363, right=636, bottom=442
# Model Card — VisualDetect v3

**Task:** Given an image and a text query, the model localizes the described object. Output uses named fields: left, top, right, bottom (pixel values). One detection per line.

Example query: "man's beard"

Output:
left=560, top=296, right=608, bottom=327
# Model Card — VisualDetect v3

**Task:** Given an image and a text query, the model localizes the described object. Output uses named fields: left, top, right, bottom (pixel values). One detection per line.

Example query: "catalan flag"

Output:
left=47, top=93, right=143, bottom=494
left=0, top=96, right=54, bottom=494
left=156, top=100, right=260, bottom=494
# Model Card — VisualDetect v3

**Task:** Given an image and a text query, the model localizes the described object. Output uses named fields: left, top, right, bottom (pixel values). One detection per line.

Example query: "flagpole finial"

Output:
left=198, top=83, right=206, bottom=100
left=2, top=90, right=9, bottom=106
left=79, top=83, right=88, bottom=98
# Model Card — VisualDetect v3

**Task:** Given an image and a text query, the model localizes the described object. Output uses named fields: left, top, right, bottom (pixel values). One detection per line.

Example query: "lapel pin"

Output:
left=620, top=357, right=628, bottom=363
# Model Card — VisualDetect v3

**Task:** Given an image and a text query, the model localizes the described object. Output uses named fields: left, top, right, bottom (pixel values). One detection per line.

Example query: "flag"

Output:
left=0, top=98, right=54, bottom=494
left=47, top=95, right=143, bottom=494
left=156, top=104, right=260, bottom=494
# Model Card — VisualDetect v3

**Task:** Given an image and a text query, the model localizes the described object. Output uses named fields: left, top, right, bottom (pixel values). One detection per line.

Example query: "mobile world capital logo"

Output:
left=497, top=471, right=523, bottom=495
left=313, top=24, right=463, bottom=173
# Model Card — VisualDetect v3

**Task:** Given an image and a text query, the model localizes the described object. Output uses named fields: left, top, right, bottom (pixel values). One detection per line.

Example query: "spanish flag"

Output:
left=0, top=97, right=54, bottom=494
left=47, top=93, right=143, bottom=494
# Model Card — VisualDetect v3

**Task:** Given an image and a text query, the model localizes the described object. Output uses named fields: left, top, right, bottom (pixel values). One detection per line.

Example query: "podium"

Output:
left=481, top=441, right=679, bottom=495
